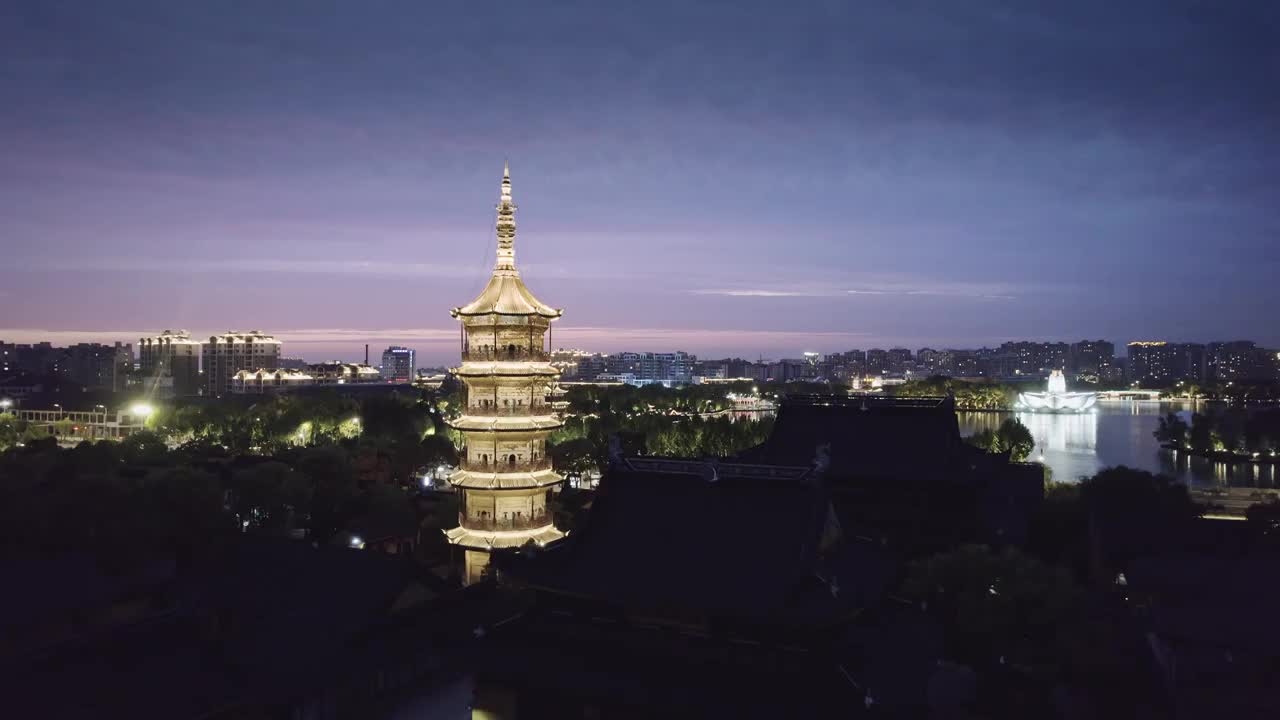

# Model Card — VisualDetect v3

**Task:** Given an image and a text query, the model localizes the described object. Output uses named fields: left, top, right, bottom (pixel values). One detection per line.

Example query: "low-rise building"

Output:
left=306, top=362, right=382, bottom=385
left=230, top=368, right=314, bottom=394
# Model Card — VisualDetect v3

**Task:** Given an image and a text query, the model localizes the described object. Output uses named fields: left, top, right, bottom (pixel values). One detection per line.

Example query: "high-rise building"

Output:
left=202, top=331, right=281, bottom=397
left=866, top=349, right=888, bottom=375
left=445, top=165, right=566, bottom=584
left=998, top=341, right=1068, bottom=376
left=1069, top=340, right=1115, bottom=378
left=951, top=350, right=980, bottom=377
left=140, top=330, right=202, bottom=396
left=1207, top=341, right=1259, bottom=382
left=634, top=351, right=696, bottom=385
left=916, top=348, right=955, bottom=376
left=0, top=342, right=15, bottom=375
left=1127, top=342, right=1205, bottom=385
left=886, top=348, right=913, bottom=374
left=380, top=346, right=416, bottom=383
left=60, top=342, right=131, bottom=391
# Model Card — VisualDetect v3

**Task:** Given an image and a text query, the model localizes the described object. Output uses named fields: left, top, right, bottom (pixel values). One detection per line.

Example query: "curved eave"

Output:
left=447, top=415, right=564, bottom=432
left=453, top=363, right=561, bottom=378
left=449, top=468, right=563, bottom=489
left=444, top=524, right=566, bottom=550
left=455, top=307, right=565, bottom=317
left=450, top=274, right=562, bottom=318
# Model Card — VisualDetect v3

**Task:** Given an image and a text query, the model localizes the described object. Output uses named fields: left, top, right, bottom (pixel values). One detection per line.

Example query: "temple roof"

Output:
left=451, top=164, right=562, bottom=319
left=735, top=394, right=974, bottom=479
left=501, top=458, right=863, bottom=622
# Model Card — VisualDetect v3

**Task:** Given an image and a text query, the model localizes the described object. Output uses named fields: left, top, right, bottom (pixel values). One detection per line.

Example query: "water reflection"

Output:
left=957, top=401, right=1278, bottom=487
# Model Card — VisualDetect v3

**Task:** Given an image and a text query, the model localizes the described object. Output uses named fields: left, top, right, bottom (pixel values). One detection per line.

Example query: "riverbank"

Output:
left=1159, top=443, right=1280, bottom=465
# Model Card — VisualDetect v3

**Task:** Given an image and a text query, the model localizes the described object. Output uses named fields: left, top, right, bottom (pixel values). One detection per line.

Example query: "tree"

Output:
left=994, top=418, right=1035, bottom=462
left=900, top=544, right=1081, bottom=668
left=549, top=437, right=597, bottom=475
left=0, top=414, right=19, bottom=451
left=965, top=417, right=1035, bottom=462
left=1153, top=412, right=1188, bottom=446
left=1079, top=466, right=1199, bottom=521
left=120, top=430, right=169, bottom=466
left=1188, top=412, right=1214, bottom=452
left=231, top=461, right=311, bottom=532
left=297, top=446, right=359, bottom=542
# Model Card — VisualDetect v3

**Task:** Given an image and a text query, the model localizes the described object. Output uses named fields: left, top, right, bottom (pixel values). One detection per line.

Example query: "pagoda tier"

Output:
left=445, top=164, right=568, bottom=584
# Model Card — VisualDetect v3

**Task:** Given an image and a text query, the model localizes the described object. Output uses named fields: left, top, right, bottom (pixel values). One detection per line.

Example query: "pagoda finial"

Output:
left=495, top=162, right=517, bottom=273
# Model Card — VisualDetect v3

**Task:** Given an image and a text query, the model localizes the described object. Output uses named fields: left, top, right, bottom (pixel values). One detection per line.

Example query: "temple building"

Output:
left=445, top=164, right=566, bottom=584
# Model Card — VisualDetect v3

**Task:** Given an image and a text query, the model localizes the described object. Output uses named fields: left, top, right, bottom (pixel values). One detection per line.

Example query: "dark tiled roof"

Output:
left=507, top=458, right=854, bottom=622
left=736, top=395, right=971, bottom=479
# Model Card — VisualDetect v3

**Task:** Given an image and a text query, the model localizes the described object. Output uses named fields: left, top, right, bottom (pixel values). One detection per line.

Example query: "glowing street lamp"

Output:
left=130, top=403, right=154, bottom=423
left=0, top=398, right=11, bottom=411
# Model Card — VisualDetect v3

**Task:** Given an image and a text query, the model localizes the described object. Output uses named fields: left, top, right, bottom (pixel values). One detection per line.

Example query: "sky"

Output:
left=2, top=0, right=1277, bottom=364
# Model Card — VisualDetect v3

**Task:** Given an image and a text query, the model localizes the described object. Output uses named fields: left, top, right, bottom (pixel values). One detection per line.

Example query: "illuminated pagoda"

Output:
left=445, top=164, right=566, bottom=584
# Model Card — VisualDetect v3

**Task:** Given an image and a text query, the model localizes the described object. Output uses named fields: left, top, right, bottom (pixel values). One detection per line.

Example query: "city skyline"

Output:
left=3, top=326, right=1279, bottom=368
left=4, top=2, right=1278, bottom=361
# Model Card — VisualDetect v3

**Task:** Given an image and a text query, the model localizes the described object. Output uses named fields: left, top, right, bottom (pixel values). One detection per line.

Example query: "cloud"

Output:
left=846, top=288, right=1016, bottom=300
left=11, top=257, right=477, bottom=278
left=691, top=289, right=837, bottom=298
left=692, top=281, right=1018, bottom=300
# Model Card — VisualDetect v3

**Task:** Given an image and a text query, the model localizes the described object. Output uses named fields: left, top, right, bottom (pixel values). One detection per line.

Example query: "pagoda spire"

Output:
left=495, top=162, right=517, bottom=273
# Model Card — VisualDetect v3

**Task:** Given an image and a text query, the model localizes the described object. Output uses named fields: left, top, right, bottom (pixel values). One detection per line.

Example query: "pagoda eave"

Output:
left=453, top=363, right=561, bottom=377
left=447, top=416, right=563, bottom=432
left=444, top=524, right=567, bottom=550
left=449, top=468, right=563, bottom=489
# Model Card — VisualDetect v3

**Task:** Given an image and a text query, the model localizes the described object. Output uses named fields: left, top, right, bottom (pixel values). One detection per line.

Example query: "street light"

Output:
left=0, top=398, right=11, bottom=411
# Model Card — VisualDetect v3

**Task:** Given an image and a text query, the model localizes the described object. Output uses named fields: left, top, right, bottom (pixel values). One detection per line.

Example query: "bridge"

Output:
left=1096, top=390, right=1163, bottom=401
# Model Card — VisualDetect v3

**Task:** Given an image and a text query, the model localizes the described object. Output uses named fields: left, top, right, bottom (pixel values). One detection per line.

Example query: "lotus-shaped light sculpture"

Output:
left=1015, top=370, right=1097, bottom=413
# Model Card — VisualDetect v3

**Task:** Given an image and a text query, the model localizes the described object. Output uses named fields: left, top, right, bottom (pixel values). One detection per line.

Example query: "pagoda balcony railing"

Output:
left=462, top=349, right=549, bottom=362
left=459, top=513, right=553, bottom=531
left=460, top=458, right=553, bottom=473
left=461, top=405, right=555, bottom=417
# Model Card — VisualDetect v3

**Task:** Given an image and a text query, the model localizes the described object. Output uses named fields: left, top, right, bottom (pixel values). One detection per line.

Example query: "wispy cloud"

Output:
left=12, top=257, right=478, bottom=278
left=691, top=289, right=838, bottom=298
left=846, top=288, right=1016, bottom=300
left=693, top=282, right=1019, bottom=301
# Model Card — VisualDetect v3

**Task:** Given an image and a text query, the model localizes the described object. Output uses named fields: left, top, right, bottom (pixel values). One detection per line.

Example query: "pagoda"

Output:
left=445, top=164, right=566, bottom=584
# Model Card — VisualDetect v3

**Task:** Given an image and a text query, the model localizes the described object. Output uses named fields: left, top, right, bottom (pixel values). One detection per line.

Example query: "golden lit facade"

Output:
left=446, top=164, right=566, bottom=584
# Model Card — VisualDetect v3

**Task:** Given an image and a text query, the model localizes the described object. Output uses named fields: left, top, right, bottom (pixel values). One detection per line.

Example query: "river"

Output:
left=957, top=400, right=1279, bottom=487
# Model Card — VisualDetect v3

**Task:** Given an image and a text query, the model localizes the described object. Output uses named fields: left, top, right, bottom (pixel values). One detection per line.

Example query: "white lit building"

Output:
left=231, top=368, right=315, bottom=394
left=202, top=331, right=282, bottom=396
left=307, top=362, right=382, bottom=385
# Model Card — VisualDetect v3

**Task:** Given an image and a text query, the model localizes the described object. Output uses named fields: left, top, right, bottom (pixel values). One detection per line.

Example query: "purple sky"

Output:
left=2, top=1, right=1278, bottom=364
